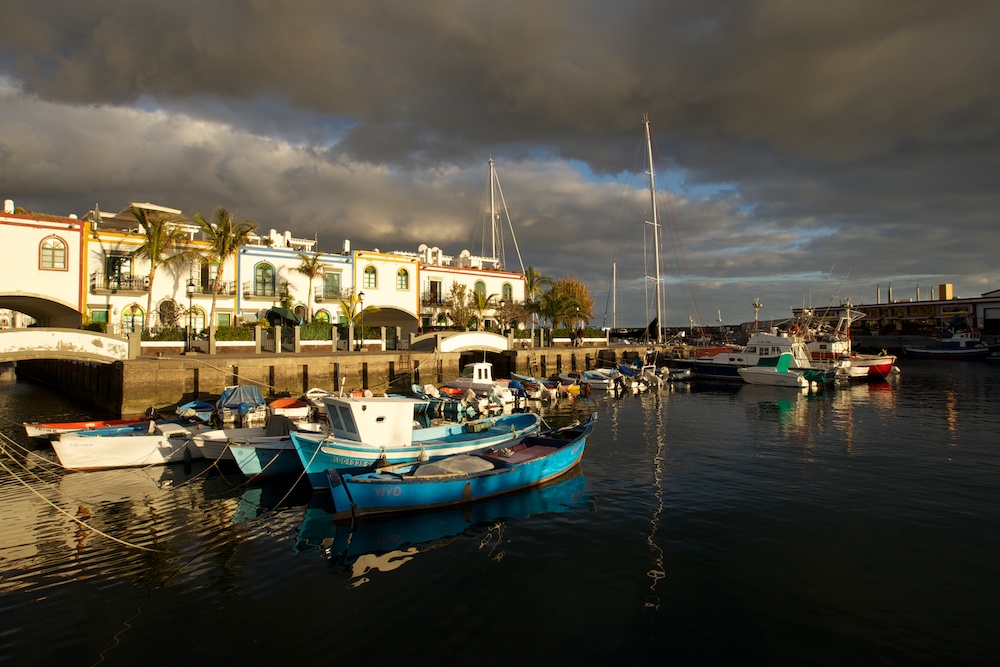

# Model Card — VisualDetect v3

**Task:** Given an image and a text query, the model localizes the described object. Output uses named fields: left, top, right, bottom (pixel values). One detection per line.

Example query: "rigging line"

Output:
left=585, top=129, right=649, bottom=326
left=0, top=447, right=168, bottom=552
left=494, top=176, right=526, bottom=274
left=0, top=437, right=74, bottom=488
left=0, top=430, right=66, bottom=472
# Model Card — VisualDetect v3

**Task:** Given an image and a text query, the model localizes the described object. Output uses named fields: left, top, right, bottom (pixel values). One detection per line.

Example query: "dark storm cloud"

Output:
left=2, top=0, right=999, bottom=325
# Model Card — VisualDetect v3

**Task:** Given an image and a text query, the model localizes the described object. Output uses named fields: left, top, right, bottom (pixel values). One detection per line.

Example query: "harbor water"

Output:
left=1, top=361, right=998, bottom=665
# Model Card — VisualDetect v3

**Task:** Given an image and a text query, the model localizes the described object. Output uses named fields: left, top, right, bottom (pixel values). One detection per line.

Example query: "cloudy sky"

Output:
left=2, top=1, right=999, bottom=327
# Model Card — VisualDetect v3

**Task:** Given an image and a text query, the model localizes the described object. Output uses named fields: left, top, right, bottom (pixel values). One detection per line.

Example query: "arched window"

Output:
left=396, top=268, right=409, bottom=290
left=363, top=265, right=377, bottom=289
left=122, top=304, right=144, bottom=333
left=474, top=281, right=486, bottom=297
left=158, top=299, right=182, bottom=329
left=502, top=282, right=513, bottom=301
left=254, top=262, right=276, bottom=296
left=189, top=307, right=206, bottom=332
left=315, top=310, right=331, bottom=322
left=39, top=236, right=67, bottom=270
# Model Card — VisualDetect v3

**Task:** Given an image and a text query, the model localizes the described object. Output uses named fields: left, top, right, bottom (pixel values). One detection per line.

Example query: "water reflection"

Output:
left=291, top=470, right=593, bottom=587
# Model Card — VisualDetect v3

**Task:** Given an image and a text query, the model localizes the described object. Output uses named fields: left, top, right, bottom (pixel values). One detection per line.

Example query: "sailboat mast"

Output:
left=489, top=157, right=498, bottom=262
left=612, top=261, right=617, bottom=330
left=644, top=115, right=663, bottom=344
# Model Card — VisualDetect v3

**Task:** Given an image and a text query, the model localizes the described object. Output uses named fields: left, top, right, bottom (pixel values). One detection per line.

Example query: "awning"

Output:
left=263, top=307, right=300, bottom=327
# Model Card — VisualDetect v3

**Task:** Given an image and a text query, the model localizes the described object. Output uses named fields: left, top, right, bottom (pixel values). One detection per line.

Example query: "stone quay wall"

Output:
left=17, top=345, right=655, bottom=417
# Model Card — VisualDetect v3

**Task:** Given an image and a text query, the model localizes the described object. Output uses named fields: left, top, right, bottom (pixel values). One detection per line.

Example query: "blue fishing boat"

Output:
left=293, top=471, right=592, bottom=572
left=325, top=413, right=597, bottom=520
left=291, top=394, right=542, bottom=489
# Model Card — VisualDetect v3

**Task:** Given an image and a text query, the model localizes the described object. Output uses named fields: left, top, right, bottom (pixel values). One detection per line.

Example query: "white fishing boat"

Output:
left=558, top=368, right=622, bottom=391
left=191, top=415, right=325, bottom=462
left=687, top=327, right=832, bottom=381
left=52, top=421, right=205, bottom=471
left=738, top=353, right=811, bottom=388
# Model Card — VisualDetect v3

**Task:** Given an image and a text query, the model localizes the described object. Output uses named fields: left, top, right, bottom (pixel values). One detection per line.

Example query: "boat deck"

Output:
left=485, top=444, right=558, bottom=465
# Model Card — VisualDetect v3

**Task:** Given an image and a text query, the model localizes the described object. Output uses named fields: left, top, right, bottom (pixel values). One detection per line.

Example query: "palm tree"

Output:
left=131, top=206, right=190, bottom=332
left=524, top=266, right=552, bottom=303
left=335, top=292, right=380, bottom=349
left=192, top=207, right=257, bottom=328
left=538, top=291, right=581, bottom=330
left=472, top=290, right=499, bottom=331
left=524, top=265, right=552, bottom=338
left=294, top=252, right=328, bottom=322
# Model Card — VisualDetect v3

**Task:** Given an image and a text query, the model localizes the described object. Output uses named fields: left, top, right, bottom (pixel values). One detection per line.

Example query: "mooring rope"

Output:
left=0, top=439, right=167, bottom=552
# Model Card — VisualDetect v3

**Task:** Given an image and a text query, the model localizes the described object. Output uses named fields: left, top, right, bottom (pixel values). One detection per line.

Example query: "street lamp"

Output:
left=186, top=278, right=196, bottom=353
left=357, top=291, right=365, bottom=351
left=498, top=298, right=506, bottom=333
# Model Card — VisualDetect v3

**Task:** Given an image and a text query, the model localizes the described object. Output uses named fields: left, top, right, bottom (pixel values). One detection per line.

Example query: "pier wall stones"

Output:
left=17, top=345, right=655, bottom=417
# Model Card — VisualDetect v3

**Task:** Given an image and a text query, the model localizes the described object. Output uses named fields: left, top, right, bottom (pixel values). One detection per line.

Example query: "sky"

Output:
left=2, top=1, right=999, bottom=328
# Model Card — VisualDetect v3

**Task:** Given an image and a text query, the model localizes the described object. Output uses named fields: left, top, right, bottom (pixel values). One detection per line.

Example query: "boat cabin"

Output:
left=320, top=395, right=426, bottom=447
left=459, top=362, right=494, bottom=383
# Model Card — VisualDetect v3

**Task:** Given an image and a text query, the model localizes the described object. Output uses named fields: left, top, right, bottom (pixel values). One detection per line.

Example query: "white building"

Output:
left=1, top=196, right=533, bottom=343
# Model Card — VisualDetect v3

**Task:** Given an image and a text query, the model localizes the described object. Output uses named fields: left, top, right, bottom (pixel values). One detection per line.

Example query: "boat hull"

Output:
left=738, top=366, right=809, bottom=388
left=52, top=425, right=202, bottom=471
left=327, top=416, right=595, bottom=519
left=903, top=346, right=990, bottom=360
left=688, top=360, right=745, bottom=381
left=23, top=417, right=149, bottom=440
left=230, top=441, right=302, bottom=477
left=292, top=412, right=542, bottom=489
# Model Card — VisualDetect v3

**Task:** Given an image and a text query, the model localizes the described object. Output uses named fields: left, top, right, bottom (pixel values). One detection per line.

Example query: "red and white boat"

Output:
left=800, top=301, right=898, bottom=381
left=23, top=416, right=151, bottom=440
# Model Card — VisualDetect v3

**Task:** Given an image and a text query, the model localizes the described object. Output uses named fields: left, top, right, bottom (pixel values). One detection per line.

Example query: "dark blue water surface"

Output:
left=1, top=361, right=999, bottom=666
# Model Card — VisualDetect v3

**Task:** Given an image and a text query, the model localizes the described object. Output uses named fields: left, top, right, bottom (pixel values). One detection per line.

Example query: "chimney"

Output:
left=343, top=239, right=351, bottom=254
left=3, top=199, right=13, bottom=214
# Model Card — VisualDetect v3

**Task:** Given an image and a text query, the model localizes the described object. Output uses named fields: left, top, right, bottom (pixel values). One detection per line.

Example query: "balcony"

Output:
left=242, top=282, right=278, bottom=299
left=90, top=272, right=149, bottom=295
left=196, top=280, right=237, bottom=296
left=314, top=286, right=351, bottom=303
left=421, top=292, right=445, bottom=307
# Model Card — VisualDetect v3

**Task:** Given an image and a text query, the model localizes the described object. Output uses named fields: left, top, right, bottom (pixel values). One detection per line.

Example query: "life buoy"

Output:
left=787, top=324, right=801, bottom=335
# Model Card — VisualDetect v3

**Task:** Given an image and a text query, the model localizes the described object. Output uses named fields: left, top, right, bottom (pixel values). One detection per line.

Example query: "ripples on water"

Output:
left=1, top=362, right=999, bottom=664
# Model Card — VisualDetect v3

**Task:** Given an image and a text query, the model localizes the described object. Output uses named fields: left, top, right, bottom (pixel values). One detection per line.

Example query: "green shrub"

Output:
left=215, top=325, right=254, bottom=341
left=301, top=322, right=334, bottom=341
left=82, top=322, right=107, bottom=333
left=151, top=327, right=186, bottom=341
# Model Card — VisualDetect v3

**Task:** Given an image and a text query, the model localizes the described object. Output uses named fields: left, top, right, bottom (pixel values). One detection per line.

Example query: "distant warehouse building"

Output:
left=793, top=284, right=1000, bottom=336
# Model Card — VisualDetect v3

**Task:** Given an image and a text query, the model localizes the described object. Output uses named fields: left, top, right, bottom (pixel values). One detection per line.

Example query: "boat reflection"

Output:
left=738, top=384, right=813, bottom=426
left=294, top=469, right=593, bottom=587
